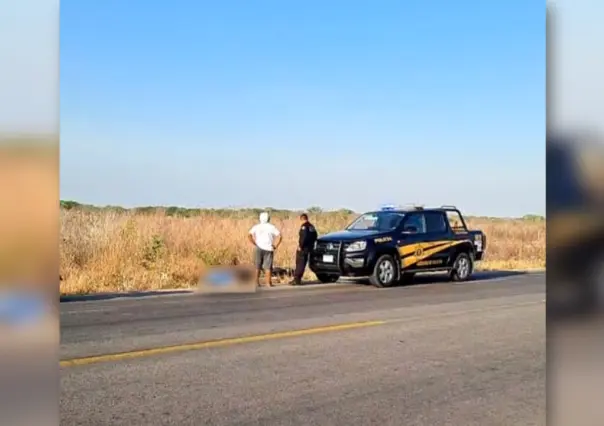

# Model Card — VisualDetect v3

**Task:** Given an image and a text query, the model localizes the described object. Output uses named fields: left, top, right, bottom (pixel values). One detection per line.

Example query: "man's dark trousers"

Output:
left=294, top=249, right=310, bottom=284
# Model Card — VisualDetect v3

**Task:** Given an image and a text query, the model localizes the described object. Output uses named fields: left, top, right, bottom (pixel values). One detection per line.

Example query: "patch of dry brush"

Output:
left=60, top=208, right=545, bottom=295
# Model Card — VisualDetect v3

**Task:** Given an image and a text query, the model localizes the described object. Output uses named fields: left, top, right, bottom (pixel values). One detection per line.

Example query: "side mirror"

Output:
left=402, top=225, right=418, bottom=234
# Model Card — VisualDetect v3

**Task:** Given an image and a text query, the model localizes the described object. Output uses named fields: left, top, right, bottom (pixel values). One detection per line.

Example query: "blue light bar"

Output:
left=379, top=204, right=397, bottom=211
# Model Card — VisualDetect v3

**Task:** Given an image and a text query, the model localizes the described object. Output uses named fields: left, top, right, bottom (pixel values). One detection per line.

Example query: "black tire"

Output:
left=316, top=273, right=339, bottom=284
left=449, top=252, right=473, bottom=282
left=369, top=254, right=399, bottom=288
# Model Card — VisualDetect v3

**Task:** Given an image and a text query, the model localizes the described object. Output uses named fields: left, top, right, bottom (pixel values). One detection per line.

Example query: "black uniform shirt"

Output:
left=299, top=222, right=318, bottom=251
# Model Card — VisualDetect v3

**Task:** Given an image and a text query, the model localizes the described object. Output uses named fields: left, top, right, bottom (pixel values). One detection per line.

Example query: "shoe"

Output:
left=289, top=279, right=302, bottom=286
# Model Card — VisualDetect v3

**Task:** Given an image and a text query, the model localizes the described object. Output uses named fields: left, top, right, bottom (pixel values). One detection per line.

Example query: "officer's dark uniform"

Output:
left=293, top=220, right=318, bottom=284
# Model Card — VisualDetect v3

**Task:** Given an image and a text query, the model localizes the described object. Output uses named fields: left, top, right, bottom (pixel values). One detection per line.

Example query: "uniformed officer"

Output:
left=290, top=213, right=318, bottom=285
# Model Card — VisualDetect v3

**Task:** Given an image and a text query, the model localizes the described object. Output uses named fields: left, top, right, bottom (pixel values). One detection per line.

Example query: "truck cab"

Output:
left=309, top=205, right=486, bottom=287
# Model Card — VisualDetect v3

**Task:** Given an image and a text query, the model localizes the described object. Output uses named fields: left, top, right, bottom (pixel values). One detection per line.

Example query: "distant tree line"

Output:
left=59, top=200, right=356, bottom=219
left=59, top=200, right=544, bottom=221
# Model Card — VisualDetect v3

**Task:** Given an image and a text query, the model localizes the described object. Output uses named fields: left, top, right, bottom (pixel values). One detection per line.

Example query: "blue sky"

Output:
left=59, top=0, right=546, bottom=217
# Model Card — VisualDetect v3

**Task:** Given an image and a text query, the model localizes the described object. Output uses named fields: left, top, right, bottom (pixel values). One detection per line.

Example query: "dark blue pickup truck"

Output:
left=309, top=205, right=486, bottom=288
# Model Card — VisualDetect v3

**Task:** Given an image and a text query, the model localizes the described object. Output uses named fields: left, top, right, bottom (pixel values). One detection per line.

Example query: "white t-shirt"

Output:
left=249, top=223, right=281, bottom=251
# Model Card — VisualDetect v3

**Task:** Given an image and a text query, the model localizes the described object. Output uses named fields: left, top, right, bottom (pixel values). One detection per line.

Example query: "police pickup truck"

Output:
left=309, top=205, right=486, bottom=287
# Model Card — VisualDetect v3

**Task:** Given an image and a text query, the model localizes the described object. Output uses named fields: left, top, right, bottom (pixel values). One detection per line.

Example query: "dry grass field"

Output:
left=60, top=204, right=545, bottom=295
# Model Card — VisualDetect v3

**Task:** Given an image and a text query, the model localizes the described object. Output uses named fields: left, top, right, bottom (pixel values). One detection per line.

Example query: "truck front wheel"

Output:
left=369, top=254, right=398, bottom=288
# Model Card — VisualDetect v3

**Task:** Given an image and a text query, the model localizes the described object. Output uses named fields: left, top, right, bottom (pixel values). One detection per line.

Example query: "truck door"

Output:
left=397, top=212, right=428, bottom=270
left=417, top=211, right=451, bottom=268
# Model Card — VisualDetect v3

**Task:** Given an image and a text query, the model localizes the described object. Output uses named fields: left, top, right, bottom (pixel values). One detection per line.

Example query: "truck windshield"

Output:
left=346, top=212, right=405, bottom=231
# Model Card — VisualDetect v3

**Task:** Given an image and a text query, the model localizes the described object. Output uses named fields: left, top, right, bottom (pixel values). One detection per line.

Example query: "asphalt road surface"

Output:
left=61, top=271, right=545, bottom=426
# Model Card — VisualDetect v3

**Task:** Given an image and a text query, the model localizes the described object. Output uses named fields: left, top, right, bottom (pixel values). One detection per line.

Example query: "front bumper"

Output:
left=309, top=242, right=375, bottom=277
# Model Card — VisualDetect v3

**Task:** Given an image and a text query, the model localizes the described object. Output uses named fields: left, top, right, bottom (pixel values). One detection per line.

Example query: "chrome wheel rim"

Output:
left=379, top=260, right=395, bottom=283
left=457, top=257, right=470, bottom=278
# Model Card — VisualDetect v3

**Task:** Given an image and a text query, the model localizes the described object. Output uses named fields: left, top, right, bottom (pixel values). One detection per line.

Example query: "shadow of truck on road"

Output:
left=408, top=269, right=530, bottom=284
left=295, top=269, right=533, bottom=287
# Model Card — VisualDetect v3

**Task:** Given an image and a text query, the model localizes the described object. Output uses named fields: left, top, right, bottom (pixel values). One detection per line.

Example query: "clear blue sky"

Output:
left=60, top=0, right=545, bottom=217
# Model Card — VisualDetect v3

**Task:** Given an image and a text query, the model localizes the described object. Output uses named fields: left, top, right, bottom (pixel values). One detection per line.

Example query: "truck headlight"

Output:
left=345, top=241, right=367, bottom=252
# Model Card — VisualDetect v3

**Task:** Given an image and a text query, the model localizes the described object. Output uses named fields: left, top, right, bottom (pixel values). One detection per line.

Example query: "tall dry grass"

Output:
left=59, top=208, right=545, bottom=295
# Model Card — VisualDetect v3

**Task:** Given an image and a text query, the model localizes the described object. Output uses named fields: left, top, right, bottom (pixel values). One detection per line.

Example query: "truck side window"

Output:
left=445, top=211, right=466, bottom=232
left=402, top=213, right=426, bottom=234
left=425, top=212, right=447, bottom=234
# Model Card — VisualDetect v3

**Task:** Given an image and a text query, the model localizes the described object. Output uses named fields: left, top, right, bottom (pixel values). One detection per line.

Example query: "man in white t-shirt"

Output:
left=248, top=212, right=282, bottom=287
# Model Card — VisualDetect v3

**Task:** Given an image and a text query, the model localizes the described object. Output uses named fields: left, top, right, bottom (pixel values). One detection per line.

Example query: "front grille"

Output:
left=312, top=241, right=343, bottom=271
left=315, top=241, right=341, bottom=254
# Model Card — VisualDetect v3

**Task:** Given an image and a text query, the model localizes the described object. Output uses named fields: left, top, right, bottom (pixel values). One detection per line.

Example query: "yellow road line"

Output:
left=60, top=320, right=386, bottom=368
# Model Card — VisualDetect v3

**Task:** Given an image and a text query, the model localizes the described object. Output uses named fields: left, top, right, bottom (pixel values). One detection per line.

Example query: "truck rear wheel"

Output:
left=449, top=252, right=473, bottom=282
left=369, top=254, right=398, bottom=288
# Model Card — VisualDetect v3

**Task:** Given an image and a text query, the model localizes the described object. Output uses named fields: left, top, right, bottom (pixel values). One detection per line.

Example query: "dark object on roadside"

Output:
left=199, top=265, right=295, bottom=293
left=198, top=265, right=256, bottom=293
left=309, top=205, right=486, bottom=288
left=271, top=267, right=295, bottom=280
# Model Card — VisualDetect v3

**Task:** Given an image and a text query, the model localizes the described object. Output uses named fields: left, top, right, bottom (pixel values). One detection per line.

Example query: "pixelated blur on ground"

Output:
left=197, top=265, right=260, bottom=293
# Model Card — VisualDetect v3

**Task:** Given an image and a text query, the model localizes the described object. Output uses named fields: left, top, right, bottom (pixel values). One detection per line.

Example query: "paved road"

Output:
left=61, top=272, right=545, bottom=425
